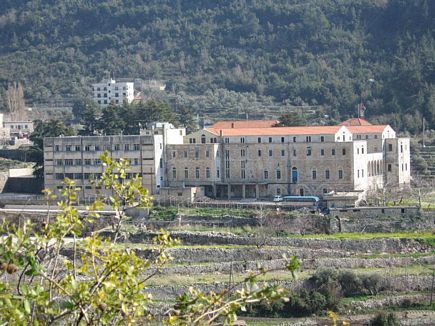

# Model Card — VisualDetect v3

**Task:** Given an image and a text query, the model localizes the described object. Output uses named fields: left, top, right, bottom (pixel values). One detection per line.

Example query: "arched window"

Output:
left=201, top=134, right=206, bottom=144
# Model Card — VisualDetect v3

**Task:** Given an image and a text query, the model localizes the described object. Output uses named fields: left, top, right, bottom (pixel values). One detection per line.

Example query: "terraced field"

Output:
left=112, top=223, right=435, bottom=325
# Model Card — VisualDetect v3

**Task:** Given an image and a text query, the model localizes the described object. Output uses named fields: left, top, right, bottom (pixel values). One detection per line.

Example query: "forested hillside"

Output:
left=0, top=0, right=433, bottom=130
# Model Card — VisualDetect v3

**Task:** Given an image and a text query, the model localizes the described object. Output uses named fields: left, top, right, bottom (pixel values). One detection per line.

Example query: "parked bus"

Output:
left=279, top=195, right=320, bottom=209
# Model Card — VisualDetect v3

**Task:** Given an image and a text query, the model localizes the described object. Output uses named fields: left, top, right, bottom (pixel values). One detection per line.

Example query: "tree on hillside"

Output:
left=177, top=106, right=198, bottom=133
left=73, top=98, right=101, bottom=136
left=0, top=154, right=297, bottom=325
left=28, top=119, right=75, bottom=177
left=97, top=104, right=126, bottom=135
left=274, top=112, right=307, bottom=127
left=5, top=82, right=26, bottom=121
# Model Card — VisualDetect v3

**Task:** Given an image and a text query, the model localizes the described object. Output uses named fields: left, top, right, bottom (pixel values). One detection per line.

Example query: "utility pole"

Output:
left=422, top=117, right=426, bottom=148
left=430, top=268, right=434, bottom=306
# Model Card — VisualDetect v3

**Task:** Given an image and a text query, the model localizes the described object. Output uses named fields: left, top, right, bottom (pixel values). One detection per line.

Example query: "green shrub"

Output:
left=370, top=312, right=399, bottom=326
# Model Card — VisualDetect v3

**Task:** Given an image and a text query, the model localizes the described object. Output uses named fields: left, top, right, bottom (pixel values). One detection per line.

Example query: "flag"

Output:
left=358, top=102, right=366, bottom=118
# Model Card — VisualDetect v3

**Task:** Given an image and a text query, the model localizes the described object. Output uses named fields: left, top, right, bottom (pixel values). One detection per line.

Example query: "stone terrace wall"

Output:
left=124, top=231, right=431, bottom=253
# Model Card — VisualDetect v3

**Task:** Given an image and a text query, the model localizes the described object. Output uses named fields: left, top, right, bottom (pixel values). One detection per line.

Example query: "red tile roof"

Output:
left=207, top=125, right=344, bottom=136
left=340, top=118, right=373, bottom=126
left=210, top=120, right=278, bottom=129
left=346, top=125, right=389, bottom=134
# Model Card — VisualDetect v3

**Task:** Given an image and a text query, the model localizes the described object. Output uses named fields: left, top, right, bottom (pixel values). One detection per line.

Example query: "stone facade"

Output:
left=166, top=120, right=411, bottom=200
left=43, top=119, right=411, bottom=203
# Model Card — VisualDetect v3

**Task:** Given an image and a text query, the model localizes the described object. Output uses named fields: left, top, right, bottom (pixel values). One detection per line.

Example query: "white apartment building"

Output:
left=92, top=79, right=134, bottom=108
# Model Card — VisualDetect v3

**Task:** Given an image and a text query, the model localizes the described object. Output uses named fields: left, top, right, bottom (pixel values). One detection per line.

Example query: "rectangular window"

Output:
left=184, top=168, right=189, bottom=178
left=85, top=145, right=91, bottom=151
left=258, top=150, right=262, bottom=157
left=224, top=138, right=229, bottom=143
left=269, top=137, right=272, bottom=143
left=195, top=167, right=200, bottom=179
left=65, top=145, right=71, bottom=152
left=332, top=149, right=336, bottom=156
left=281, top=150, right=285, bottom=156
left=240, top=137, right=245, bottom=143
left=342, top=148, right=346, bottom=155
left=84, top=159, right=92, bottom=165
left=95, top=159, right=101, bottom=166
left=65, top=159, right=73, bottom=166
left=281, top=137, right=285, bottom=143
left=124, top=144, right=130, bottom=151
left=293, top=149, right=296, bottom=157
left=258, top=137, right=261, bottom=143
left=133, top=144, right=140, bottom=151
left=216, top=169, right=220, bottom=178
left=55, top=173, right=64, bottom=180
left=264, top=170, right=269, bottom=179
left=75, top=159, right=82, bottom=166
left=306, top=147, right=312, bottom=156
left=195, top=150, right=199, bottom=159
left=320, top=136, right=324, bottom=142
left=206, top=168, right=211, bottom=178
left=293, top=137, right=297, bottom=142
left=325, top=170, right=330, bottom=179
left=206, top=150, right=210, bottom=158
left=276, top=170, right=281, bottom=179
left=362, top=169, right=364, bottom=177
left=388, top=144, right=393, bottom=151
left=95, top=145, right=100, bottom=151
left=269, top=150, right=273, bottom=157
left=56, top=160, right=63, bottom=166
left=320, top=149, right=325, bottom=156
left=241, top=149, right=246, bottom=157
left=55, top=145, right=60, bottom=152
left=338, top=170, right=343, bottom=179
left=312, top=170, right=317, bottom=180
left=184, top=151, right=187, bottom=158
left=75, top=145, right=81, bottom=151
left=306, top=136, right=311, bottom=142
left=362, top=147, right=364, bottom=154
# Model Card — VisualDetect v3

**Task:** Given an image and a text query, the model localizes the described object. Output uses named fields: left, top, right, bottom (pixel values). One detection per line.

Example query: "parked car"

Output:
left=273, top=195, right=283, bottom=202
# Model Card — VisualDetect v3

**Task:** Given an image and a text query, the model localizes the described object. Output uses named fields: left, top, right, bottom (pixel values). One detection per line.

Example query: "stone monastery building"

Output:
left=44, top=119, right=410, bottom=203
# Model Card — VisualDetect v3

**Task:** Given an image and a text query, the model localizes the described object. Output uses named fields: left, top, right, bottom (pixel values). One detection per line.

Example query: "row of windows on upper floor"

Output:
left=48, top=158, right=141, bottom=167
left=95, top=92, right=127, bottom=98
left=173, top=146, right=364, bottom=159
left=50, top=172, right=140, bottom=181
left=51, top=144, right=142, bottom=152
left=190, top=135, right=334, bottom=144
left=93, top=86, right=129, bottom=91
left=170, top=166, right=347, bottom=182
left=7, top=124, right=30, bottom=129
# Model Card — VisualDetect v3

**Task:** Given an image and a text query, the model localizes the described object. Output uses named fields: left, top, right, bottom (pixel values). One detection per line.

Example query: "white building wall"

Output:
left=92, top=79, right=134, bottom=108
